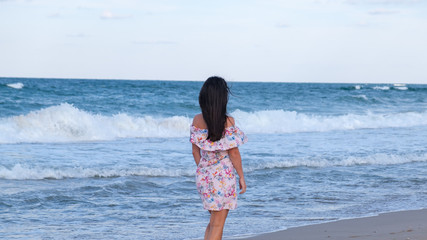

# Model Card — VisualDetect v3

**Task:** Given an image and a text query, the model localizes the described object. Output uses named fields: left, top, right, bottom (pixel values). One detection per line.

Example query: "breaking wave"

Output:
left=1, top=153, right=425, bottom=180
left=1, top=103, right=427, bottom=143
left=245, top=153, right=427, bottom=171
left=233, top=109, right=427, bottom=134
left=0, top=103, right=191, bottom=144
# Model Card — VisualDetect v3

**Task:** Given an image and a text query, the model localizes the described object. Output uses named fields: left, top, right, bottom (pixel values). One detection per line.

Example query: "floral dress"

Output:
left=190, top=125, right=247, bottom=211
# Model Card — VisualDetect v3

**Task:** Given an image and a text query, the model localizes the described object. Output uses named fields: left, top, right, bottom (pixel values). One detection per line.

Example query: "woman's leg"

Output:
left=204, top=223, right=210, bottom=240
left=207, top=209, right=229, bottom=240
left=204, top=211, right=211, bottom=240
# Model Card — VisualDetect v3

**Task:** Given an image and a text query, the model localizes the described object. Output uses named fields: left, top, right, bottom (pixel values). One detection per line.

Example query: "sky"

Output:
left=0, top=0, right=426, bottom=83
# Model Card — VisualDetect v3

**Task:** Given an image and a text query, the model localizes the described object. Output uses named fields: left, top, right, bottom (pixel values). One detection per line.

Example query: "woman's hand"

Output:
left=229, top=147, right=246, bottom=194
left=239, top=177, right=246, bottom=194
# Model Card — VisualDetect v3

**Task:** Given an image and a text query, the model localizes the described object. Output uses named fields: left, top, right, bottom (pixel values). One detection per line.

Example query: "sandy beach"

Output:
left=239, top=209, right=427, bottom=240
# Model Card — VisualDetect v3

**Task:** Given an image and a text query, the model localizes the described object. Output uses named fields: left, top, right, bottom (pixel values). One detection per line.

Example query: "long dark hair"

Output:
left=199, top=76, right=230, bottom=142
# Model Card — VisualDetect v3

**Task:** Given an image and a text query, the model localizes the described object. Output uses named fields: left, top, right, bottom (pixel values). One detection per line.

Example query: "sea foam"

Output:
left=245, top=153, right=427, bottom=171
left=1, top=153, right=425, bottom=180
left=0, top=164, right=194, bottom=180
left=1, top=103, right=427, bottom=144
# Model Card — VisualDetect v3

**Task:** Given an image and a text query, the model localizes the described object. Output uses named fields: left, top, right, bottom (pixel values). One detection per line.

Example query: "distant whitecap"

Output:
left=351, top=94, right=368, bottom=100
left=373, top=86, right=390, bottom=90
left=394, top=86, right=408, bottom=90
left=6, top=82, right=24, bottom=89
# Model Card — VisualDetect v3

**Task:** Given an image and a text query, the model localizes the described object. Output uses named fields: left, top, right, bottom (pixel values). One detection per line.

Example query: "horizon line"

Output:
left=0, top=76, right=425, bottom=85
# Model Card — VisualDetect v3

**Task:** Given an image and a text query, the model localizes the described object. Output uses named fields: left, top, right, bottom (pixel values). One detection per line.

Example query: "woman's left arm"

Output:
left=192, top=144, right=201, bottom=166
left=228, top=147, right=246, bottom=194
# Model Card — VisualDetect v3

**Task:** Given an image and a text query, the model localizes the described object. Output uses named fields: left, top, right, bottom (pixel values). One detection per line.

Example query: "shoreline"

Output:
left=234, top=209, right=427, bottom=240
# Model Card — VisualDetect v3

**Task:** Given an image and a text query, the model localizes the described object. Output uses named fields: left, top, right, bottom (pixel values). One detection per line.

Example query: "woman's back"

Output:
left=192, top=113, right=234, bottom=130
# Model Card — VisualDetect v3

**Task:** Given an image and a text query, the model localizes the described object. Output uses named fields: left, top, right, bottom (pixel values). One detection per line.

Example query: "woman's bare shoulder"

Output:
left=192, top=114, right=207, bottom=129
left=226, top=116, right=235, bottom=127
left=193, top=114, right=234, bottom=128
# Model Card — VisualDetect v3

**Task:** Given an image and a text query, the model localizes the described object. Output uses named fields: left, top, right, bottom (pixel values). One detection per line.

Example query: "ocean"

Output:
left=1, top=78, right=426, bottom=239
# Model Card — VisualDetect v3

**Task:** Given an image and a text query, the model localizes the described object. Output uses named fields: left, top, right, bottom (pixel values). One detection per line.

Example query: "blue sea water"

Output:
left=0, top=78, right=426, bottom=239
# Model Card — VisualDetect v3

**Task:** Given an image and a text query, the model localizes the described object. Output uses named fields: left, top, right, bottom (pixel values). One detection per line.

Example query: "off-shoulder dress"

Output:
left=190, top=125, right=247, bottom=211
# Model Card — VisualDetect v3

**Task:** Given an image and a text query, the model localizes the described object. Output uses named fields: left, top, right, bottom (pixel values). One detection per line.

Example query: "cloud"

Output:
left=66, top=33, right=89, bottom=38
left=100, top=10, right=132, bottom=20
left=345, top=0, right=419, bottom=4
left=368, top=9, right=400, bottom=14
left=276, top=23, right=291, bottom=28
left=48, top=12, right=61, bottom=18
left=132, top=40, right=177, bottom=45
left=355, top=20, right=370, bottom=27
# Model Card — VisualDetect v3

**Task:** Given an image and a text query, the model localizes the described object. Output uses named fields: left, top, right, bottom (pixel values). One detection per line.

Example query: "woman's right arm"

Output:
left=192, top=144, right=201, bottom=166
left=191, top=115, right=203, bottom=166
left=228, top=147, right=246, bottom=194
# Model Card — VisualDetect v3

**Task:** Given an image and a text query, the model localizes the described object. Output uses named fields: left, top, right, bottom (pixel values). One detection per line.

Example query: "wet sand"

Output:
left=239, top=209, right=427, bottom=240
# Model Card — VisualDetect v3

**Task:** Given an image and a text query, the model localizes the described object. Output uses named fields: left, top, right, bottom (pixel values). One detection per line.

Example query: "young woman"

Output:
left=190, top=76, right=247, bottom=240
